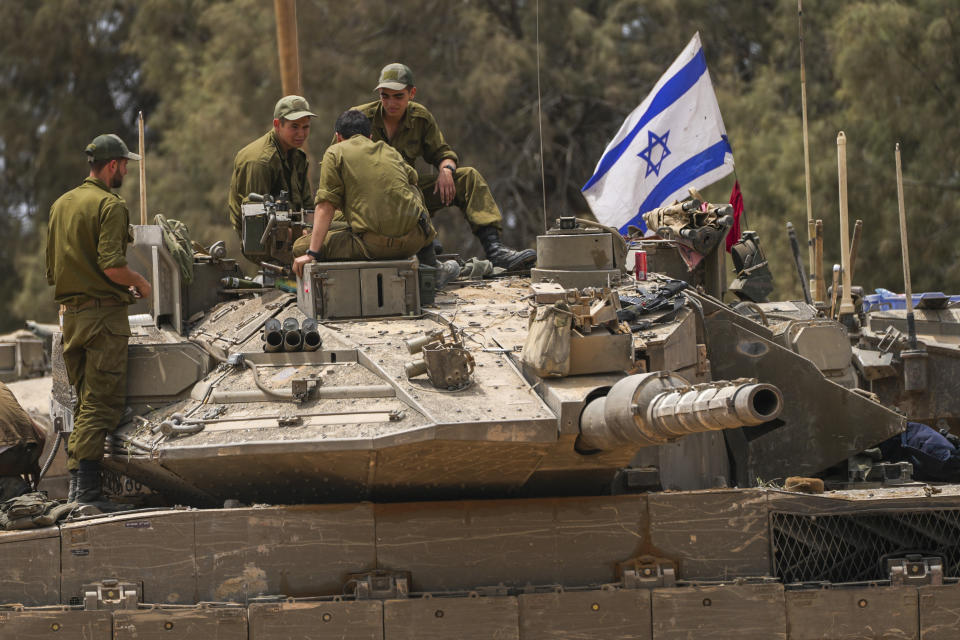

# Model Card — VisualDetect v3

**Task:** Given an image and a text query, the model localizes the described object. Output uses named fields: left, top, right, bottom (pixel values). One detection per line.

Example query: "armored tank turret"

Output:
left=8, top=217, right=960, bottom=640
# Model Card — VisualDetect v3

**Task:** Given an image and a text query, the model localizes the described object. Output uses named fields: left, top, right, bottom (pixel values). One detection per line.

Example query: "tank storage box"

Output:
left=297, top=258, right=421, bottom=320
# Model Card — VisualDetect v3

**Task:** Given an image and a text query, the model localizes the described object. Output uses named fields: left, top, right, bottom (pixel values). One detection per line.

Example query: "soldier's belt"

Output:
left=62, top=298, right=127, bottom=312
left=358, top=227, right=421, bottom=248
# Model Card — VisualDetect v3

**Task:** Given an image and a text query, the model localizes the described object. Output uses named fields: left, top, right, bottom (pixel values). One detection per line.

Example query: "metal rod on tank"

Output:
left=848, top=219, right=862, bottom=286
left=814, top=219, right=825, bottom=303
left=274, top=0, right=301, bottom=96
left=895, top=143, right=917, bottom=349
left=138, top=111, right=147, bottom=225
left=207, top=385, right=395, bottom=404
left=829, top=263, right=841, bottom=319
left=787, top=222, right=813, bottom=305
left=798, top=0, right=815, bottom=294
left=836, top=132, right=854, bottom=316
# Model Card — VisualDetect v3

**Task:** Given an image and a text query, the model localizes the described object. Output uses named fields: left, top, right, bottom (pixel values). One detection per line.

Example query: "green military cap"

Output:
left=274, top=95, right=316, bottom=120
left=375, top=63, right=414, bottom=91
left=85, top=134, right=140, bottom=162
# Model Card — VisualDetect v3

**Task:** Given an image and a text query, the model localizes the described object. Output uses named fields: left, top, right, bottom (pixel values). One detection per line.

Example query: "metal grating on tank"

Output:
left=771, top=509, right=960, bottom=583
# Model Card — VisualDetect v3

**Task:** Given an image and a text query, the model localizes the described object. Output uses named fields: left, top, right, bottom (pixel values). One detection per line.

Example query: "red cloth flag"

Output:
left=726, top=179, right=743, bottom=252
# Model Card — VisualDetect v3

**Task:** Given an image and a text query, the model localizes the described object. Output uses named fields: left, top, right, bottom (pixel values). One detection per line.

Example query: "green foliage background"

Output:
left=1, top=0, right=956, bottom=329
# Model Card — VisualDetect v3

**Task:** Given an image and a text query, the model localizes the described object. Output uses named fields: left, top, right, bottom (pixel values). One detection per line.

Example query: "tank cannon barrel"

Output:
left=577, top=372, right=782, bottom=452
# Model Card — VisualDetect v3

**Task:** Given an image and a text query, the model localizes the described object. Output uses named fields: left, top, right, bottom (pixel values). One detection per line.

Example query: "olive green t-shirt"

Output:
left=227, top=130, right=312, bottom=233
left=316, top=135, right=426, bottom=237
left=346, top=101, right=459, bottom=169
left=45, top=177, right=135, bottom=306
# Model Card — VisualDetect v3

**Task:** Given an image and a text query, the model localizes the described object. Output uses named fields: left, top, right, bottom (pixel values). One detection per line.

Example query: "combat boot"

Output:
left=75, top=460, right=132, bottom=513
left=476, top=226, right=536, bottom=271
left=67, top=469, right=78, bottom=503
left=436, top=260, right=462, bottom=289
left=416, top=241, right=438, bottom=267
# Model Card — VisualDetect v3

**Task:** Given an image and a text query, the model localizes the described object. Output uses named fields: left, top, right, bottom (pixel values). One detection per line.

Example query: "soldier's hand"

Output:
left=434, top=168, right=456, bottom=206
left=293, top=254, right=313, bottom=278
left=138, top=280, right=152, bottom=301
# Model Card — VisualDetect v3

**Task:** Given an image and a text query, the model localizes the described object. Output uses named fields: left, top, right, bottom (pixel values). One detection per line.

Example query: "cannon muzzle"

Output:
left=578, top=372, right=782, bottom=452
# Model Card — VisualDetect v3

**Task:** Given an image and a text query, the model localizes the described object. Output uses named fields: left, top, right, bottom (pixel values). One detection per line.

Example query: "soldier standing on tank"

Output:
left=292, top=110, right=458, bottom=285
left=45, top=134, right=151, bottom=511
left=344, top=63, right=536, bottom=271
left=227, top=95, right=316, bottom=236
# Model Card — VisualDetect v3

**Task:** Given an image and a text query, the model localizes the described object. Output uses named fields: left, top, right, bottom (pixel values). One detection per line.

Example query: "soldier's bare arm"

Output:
left=103, top=266, right=152, bottom=301
left=293, top=201, right=334, bottom=278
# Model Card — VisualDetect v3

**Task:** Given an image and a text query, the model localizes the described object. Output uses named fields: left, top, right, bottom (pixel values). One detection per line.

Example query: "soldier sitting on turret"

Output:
left=228, top=95, right=316, bottom=237
left=292, top=110, right=458, bottom=284
left=341, top=63, right=536, bottom=271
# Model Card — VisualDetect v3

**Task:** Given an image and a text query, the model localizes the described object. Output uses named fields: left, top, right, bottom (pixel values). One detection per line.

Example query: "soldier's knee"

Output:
left=455, top=166, right=484, bottom=185
left=292, top=234, right=310, bottom=258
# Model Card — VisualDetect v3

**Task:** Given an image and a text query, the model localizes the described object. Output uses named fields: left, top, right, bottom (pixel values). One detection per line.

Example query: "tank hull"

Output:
left=1, top=487, right=958, bottom=638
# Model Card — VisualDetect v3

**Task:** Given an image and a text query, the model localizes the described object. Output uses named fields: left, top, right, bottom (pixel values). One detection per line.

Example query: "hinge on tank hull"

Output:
left=619, top=555, right=677, bottom=589
left=83, top=579, right=139, bottom=610
left=887, top=555, right=943, bottom=587
left=346, top=570, right=411, bottom=599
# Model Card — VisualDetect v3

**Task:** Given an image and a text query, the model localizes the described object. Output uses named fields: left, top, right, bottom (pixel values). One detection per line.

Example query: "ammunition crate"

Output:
left=297, top=259, right=421, bottom=320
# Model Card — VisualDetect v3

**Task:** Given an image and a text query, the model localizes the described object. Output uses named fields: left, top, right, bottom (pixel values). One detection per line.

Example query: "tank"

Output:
left=5, top=217, right=960, bottom=640
left=854, top=291, right=960, bottom=432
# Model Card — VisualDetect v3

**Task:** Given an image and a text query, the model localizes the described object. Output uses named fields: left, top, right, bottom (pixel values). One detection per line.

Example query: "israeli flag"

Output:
left=582, top=32, right=734, bottom=233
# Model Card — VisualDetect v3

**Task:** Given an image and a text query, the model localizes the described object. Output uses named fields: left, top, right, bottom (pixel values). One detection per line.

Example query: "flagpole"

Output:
left=798, top=0, right=816, bottom=299
left=535, top=0, right=548, bottom=233
left=732, top=169, right=746, bottom=229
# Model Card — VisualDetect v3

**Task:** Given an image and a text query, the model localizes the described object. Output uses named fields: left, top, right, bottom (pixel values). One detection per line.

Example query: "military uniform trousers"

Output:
left=293, top=215, right=437, bottom=261
left=61, top=304, right=129, bottom=471
left=419, top=167, right=502, bottom=231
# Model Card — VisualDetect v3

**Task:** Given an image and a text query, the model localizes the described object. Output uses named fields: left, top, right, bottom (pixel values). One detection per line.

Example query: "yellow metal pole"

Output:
left=798, top=0, right=815, bottom=296
left=274, top=0, right=301, bottom=96
left=895, top=144, right=913, bottom=316
left=814, top=219, right=825, bottom=303
left=138, top=111, right=147, bottom=226
left=836, top=132, right=854, bottom=316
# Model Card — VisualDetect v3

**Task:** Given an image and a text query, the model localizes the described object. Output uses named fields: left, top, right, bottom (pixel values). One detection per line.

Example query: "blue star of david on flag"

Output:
left=637, top=130, right=671, bottom=177
left=581, top=32, right=735, bottom=234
